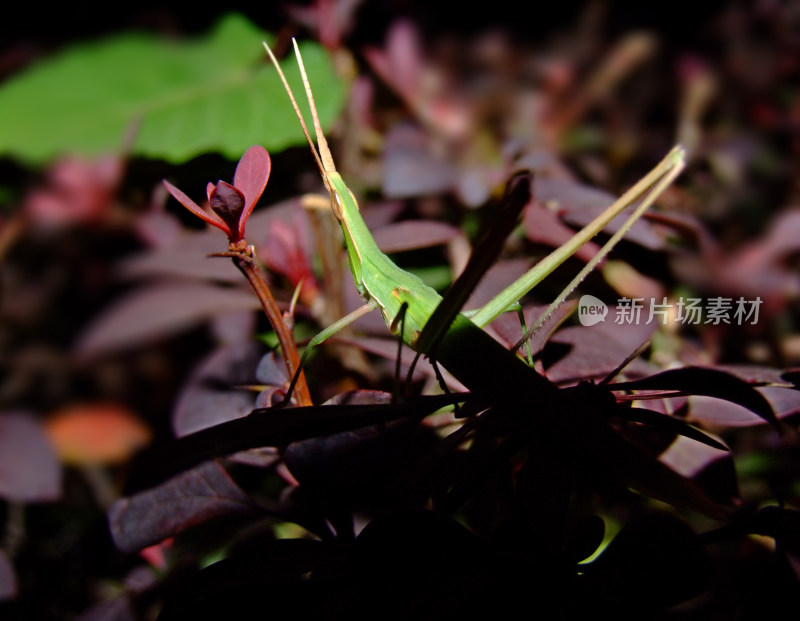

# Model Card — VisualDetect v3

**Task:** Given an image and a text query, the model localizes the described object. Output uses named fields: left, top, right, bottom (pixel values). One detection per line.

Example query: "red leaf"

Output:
left=232, top=145, right=271, bottom=240
left=163, top=180, right=230, bottom=236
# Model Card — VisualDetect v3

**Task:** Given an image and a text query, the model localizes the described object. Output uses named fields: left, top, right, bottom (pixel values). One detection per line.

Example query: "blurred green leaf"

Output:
left=0, top=13, right=346, bottom=164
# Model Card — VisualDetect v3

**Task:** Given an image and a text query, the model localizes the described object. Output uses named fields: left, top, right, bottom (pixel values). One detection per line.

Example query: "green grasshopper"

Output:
left=262, top=41, right=732, bottom=519
left=263, top=39, right=685, bottom=406
left=123, top=42, right=735, bottom=520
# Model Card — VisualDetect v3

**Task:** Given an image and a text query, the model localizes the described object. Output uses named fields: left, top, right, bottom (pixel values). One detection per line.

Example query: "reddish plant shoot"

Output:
left=163, top=145, right=270, bottom=243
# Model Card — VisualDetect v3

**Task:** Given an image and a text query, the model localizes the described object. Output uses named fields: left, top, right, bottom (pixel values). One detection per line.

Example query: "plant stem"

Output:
left=221, top=244, right=312, bottom=407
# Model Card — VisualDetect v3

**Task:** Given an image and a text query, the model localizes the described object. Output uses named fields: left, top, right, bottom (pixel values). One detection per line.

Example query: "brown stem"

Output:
left=218, top=244, right=312, bottom=407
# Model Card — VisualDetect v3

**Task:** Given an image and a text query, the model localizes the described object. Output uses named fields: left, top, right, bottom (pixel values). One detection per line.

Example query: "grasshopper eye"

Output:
left=331, top=190, right=344, bottom=219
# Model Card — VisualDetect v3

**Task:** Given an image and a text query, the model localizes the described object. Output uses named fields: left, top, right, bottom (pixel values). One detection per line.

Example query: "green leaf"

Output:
left=0, top=13, right=346, bottom=164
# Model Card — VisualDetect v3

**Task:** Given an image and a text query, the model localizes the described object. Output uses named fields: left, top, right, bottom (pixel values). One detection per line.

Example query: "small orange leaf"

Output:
left=44, top=403, right=152, bottom=465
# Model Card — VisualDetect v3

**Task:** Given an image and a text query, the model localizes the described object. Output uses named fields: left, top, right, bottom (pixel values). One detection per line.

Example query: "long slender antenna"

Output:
left=291, top=39, right=337, bottom=175
left=262, top=40, right=328, bottom=188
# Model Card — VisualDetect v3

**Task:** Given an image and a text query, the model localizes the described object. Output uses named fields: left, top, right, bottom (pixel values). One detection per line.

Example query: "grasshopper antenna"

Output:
left=263, top=40, right=330, bottom=190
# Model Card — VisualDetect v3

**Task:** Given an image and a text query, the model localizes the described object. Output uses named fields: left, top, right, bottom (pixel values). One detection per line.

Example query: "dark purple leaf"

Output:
left=463, top=258, right=532, bottom=311
left=661, top=435, right=733, bottom=478
left=126, top=393, right=465, bottom=493
left=209, top=308, right=256, bottom=346
left=339, top=336, right=465, bottom=390
left=255, top=351, right=289, bottom=385
left=118, top=228, right=242, bottom=282
left=536, top=178, right=664, bottom=250
left=362, top=21, right=425, bottom=105
left=523, top=199, right=601, bottom=262
left=535, top=178, right=618, bottom=213
left=284, top=391, right=421, bottom=496
left=610, top=367, right=779, bottom=431
left=372, top=220, right=462, bottom=254
left=382, top=123, right=455, bottom=198
left=660, top=437, right=742, bottom=506
left=118, top=202, right=297, bottom=283
left=73, top=282, right=260, bottom=360
left=174, top=344, right=281, bottom=469
left=108, top=461, right=256, bottom=553
left=689, top=386, right=800, bottom=427
left=0, top=548, right=17, bottom=601
left=489, top=301, right=578, bottom=356
left=708, top=364, right=788, bottom=384
left=360, top=201, right=404, bottom=231
left=0, top=412, right=61, bottom=502
left=545, top=322, right=657, bottom=383
left=173, top=342, right=263, bottom=437
left=622, top=408, right=728, bottom=451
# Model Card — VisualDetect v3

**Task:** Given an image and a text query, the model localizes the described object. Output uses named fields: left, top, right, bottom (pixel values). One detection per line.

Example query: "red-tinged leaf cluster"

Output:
left=261, top=210, right=321, bottom=307
left=164, top=145, right=270, bottom=243
left=24, top=155, right=124, bottom=228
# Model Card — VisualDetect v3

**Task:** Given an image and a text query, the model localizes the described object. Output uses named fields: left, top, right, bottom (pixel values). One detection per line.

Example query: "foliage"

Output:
left=2, top=4, right=800, bottom=620
left=0, top=14, right=346, bottom=164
